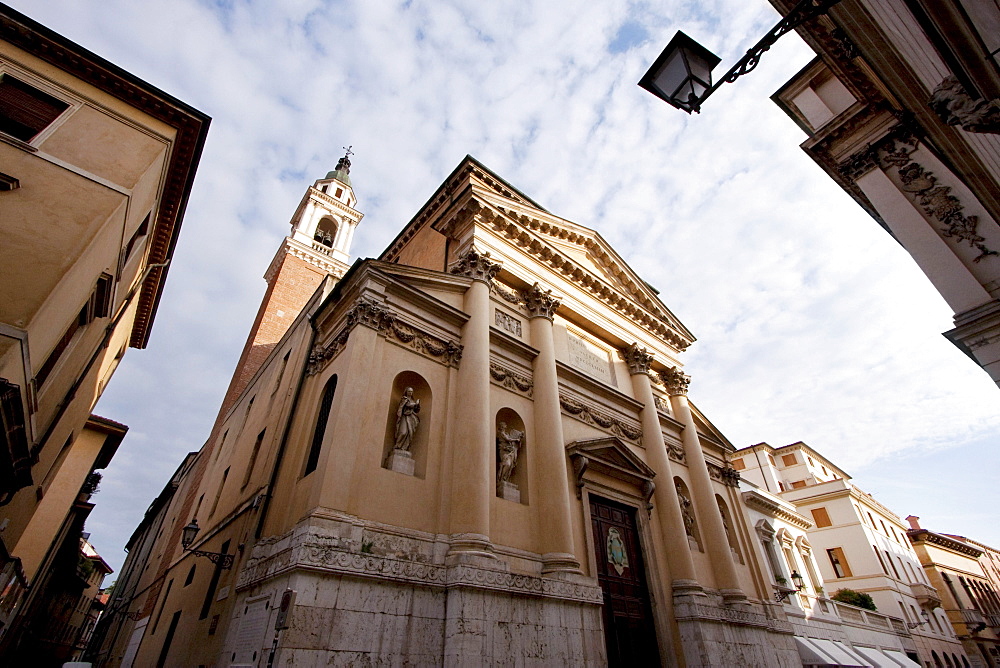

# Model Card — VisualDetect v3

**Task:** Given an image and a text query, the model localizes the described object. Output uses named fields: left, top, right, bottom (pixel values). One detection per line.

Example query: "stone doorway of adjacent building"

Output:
left=590, top=496, right=660, bottom=667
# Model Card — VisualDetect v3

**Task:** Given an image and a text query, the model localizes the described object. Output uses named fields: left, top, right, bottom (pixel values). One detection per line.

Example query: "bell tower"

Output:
left=216, top=149, right=363, bottom=419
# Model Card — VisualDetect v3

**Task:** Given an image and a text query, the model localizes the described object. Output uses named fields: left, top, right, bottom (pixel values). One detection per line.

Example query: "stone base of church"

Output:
left=672, top=592, right=801, bottom=668
left=228, top=511, right=606, bottom=666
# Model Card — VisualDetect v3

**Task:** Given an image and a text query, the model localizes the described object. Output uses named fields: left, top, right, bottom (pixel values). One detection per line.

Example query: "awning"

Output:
left=883, top=650, right=922, bottom=667
left=794, top=637, right=870, bottom=667
left=853, top=646, right=902, bottom=668
left=811, top=638, right=870, bottom=667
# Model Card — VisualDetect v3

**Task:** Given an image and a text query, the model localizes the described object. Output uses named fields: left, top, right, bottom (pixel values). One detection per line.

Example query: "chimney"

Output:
left=905, top=515, right=921, bottom=531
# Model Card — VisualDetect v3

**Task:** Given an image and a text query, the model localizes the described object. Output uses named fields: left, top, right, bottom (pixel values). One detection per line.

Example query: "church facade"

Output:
left=97, top=155, right=817, bottom=666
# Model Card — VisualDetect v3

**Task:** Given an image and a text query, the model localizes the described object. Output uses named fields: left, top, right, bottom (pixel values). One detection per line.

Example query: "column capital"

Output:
left=621, top=343, right=654, bottom=375
left=449, top=247, right=501, bottom=285
left=524, top=283, right=560, bottom=320
left=661, top=366, right=690, bottom=396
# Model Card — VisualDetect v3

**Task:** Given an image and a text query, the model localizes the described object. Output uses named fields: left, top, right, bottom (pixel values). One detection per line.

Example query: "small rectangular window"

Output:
left=781, top=453, right=797, bottom=467
left=121, top=214, right=150, bottom=269
left=811, top=507, right=832, bottom=528
left=827, top=547, right=853, bottom=578
left=0, top=73, right=70, bottom=142
left=790, top=480, right=807, bottom=489
left=731, top=457, right=745, bottom=471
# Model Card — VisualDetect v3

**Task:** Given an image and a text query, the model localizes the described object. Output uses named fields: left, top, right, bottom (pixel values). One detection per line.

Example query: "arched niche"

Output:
left=495, top=408, right=527, bottom=504
left=382, top=371, right=431, bottom=478
left=715, top=494, right=743, bottom=564
left=673, top=477, right=702, bottom=552
left=313, top=216, right=339, bottom=248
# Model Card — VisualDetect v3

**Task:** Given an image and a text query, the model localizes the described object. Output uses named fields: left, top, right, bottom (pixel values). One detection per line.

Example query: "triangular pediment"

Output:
left=566, top=436, right=656, bottom=483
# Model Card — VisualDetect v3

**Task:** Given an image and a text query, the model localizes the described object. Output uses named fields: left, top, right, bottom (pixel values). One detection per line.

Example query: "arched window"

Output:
left=313, top=216, right=339, bottom=248
left=304, top=374, right=337, bottom=475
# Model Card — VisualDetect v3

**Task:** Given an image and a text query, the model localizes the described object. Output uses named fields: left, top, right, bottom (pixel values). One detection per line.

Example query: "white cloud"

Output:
left=13, top=0, right=998, bottom=570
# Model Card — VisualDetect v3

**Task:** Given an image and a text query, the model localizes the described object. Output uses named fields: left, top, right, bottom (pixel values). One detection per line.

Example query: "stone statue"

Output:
left=496, top=421, right=523, bottom=487
left=393, top=387, right=420, bottom=451
left=676, top=483, right=696, bottom=538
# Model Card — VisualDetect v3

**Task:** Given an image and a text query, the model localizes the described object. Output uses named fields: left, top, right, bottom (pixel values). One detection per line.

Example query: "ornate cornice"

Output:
left=489, top=361, right=532, bottom=397
left=448, top=246, right=501, bottom=285
left=620, top=343, right=654, bottom=375
left=559, top=392, right=641, bottom=443
left=524, top=283, right=560, bottom=320
left=743, top=490, right=813, bottom=530
left=486, top=208, right=693, bottom=351
left=661, top=367, right=690, bottom=396
left=908, top=529, right=983, bottom=558
left=930, top=76, right=1000, bottom=135
left=307, top=298, right=462, bottom=375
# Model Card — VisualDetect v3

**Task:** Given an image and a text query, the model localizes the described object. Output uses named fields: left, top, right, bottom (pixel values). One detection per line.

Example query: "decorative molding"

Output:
left=827, top=27, right=860, bottom=61
left=842, top=126, right=998, bottom=263
left=489, top=361, right=533, bottom=397
left=239, top=530, right=602, bottom=604
left=307, top=298, right=462, bottom=375
left=491, top=281, right=523, bottom=307
left=676, top=602, right=793, bottom=633
left=930, top=75, right=1000, bottom=135
left=665, top=437, right=686, bottom=464
left=524, top=283, right=560, bottom=320
left=661, top=367, right=690, bottom=396
left=620, top=343, right=654, bottom=375
left=448, top=246, right=501, bottom=285
left=559, top=392, right=641, bottom=443
left=494, top=309, right=522, bottom=338
left=654, top=396, right=671, bottom=414
left=708, top=462, right=741, bottom=488
left=742, top=491, right=812, bottom=530
left=487, top=208, right=693, bottom=351
left=908, top=529, right=984, bottom=558
left=566, top=437, right=656, bottom=507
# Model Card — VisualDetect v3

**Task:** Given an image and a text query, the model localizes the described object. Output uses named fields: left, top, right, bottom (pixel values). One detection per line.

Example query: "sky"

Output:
left=12, top=0, right=999, bottom=574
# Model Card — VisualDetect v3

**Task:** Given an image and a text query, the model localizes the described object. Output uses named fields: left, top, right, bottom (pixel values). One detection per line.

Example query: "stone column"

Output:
left=526, top=283, right=580, bottom=573
left=621, top=344, right=699, bottom=591
left=446, top=248, right=500, bottom=561
left=663, top=367, right=746, bottom=604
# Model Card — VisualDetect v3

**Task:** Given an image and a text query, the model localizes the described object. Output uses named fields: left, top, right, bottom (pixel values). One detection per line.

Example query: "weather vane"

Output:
left=343, top=145, right=354, bottom=158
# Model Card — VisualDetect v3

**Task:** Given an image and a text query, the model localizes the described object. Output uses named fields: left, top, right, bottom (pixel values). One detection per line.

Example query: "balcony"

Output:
left=909, top=582, right=942, bottom=608
left=986, top=613, right=1000, bottom=631
left=961, top=608, right=987, bottom=633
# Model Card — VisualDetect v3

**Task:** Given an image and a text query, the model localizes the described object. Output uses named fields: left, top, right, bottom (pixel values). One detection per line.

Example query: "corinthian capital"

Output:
left=661, top=366, right=690, bottom=396
left=449, top=247, right=501, bottom=285
left=524, top=283, right=560, bottom=320
left=621, top=343, right=654, bottom=375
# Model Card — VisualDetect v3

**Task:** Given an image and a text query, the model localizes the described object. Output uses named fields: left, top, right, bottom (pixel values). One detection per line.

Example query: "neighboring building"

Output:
left=767, top=0, right=1000, bottom=388
left=0, top=1, right=209, bottom=658
left=734, top=441, right=970, bottom=666
left=741, top=477, right=922, bottom=667
left=98, top=154, right=841, bottom=667
left=907, top=518, right=1000, bottom=667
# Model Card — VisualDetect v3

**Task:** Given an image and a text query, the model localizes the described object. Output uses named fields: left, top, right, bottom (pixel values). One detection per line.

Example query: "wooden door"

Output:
left=590, top=496, right=661, bottom=667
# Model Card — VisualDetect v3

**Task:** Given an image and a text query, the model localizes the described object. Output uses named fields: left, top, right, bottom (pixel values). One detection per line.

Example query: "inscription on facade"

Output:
left=566, top=332, right=615, bottom=385
left=495, top=309, right=522, bottom=337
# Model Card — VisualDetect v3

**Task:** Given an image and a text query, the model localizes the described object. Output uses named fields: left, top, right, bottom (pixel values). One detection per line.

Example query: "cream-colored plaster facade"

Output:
left=767, top=0, right=1000, bottom=388
left=100, top=156, right=822, bottom=667
left=907, top=519, right=1000, bottom=668
left=735, top=441, right=970, bottom=667
left=741, top=478, right=922, bottom=667
left=0, top=3, right=209, bottom=660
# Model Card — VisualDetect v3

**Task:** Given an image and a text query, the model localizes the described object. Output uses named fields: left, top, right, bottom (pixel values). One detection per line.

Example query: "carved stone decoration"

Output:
left=675, top=481, right=698, bottom=546
left=930, top=75, right=1000, bottom=135
left=489, top=362, right=533, bottom=396
left=384, top=319, right=463, bottom=368
left=495, top=421, right=523, bottom=489
left=620, top=342, right=654, bottom=375
left=393, top=387, right=421, bottom=452
left=654, top=396, right=671, bottom=414
left=491, top=281, right=523, bottom=306
left=494, top=309, right=522, bottom=337
left=707, top=462, right=742, bottom=488
left=448, top=246, right=501, bottom=285
left=828, top=27, right=860, bottom=61
left=666, top=439, right=686, bottom=464
left=661, top=367, right=690, bottom=396
left=872, top=135, right=1000, bottom=263
left=558, top=393, right=642, bottom=443
left=524, top=283, right=560, bottom=320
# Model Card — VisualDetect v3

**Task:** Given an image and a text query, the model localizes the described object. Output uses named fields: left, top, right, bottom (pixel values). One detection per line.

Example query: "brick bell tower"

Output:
left=217, top=148, right=363, bottom=419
